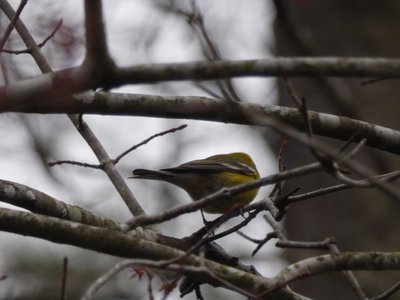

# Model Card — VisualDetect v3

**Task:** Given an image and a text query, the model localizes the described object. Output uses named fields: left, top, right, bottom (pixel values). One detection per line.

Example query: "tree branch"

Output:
left=2, top=57, right=400, bottom=111
left=0, top=207, right=307, bottom=300
left=10, top=92, right=400, bottom=156
left=267, top=252, right=400, bottom=295
left=0, top=179, right=118, bottom=228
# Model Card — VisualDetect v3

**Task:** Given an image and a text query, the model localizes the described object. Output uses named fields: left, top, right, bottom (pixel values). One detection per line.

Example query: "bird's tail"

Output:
left=129, top=169, right=173, bottom=181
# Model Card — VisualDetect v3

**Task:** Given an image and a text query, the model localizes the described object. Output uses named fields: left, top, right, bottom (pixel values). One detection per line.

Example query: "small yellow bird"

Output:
left=130, top=152, right=260, bottom=214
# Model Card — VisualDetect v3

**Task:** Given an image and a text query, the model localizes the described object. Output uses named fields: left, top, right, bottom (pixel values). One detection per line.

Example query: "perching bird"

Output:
left=130, top=152, right=260, bottom=214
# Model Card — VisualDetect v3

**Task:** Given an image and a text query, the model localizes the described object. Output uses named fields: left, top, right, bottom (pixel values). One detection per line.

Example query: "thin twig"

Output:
left=146, top=273, right=154, bottom=300
left=284, top=79, right=371, bottom=197
left=370, top=280, right=400, bottom=300
left=203, top=209, right=260, bottom=244
left=155, top=209, right=238, bottom=269
left=286, top=170, right=400, bottom=204
left=264, top=214, right=333, bottom=250
left=3, top=19, right=64, bottom=54
left=168, top=0, right=241, bottom=103
left=284, top=78, right=334, bottom=173
left=361, top=77, right=391, bottom=86
left=342, top=138, right=367, bottom=160
left=245, top=231, right=278, bottom=256
left=189, top=1, right=241, bottom=102
left=114, top=124, right=187, bottom=164
left=283, top=78, right=312, bottom=135
left=193, top=82, right=223, bottom=99
left=275, top=136, right=289, bottom=200
left=39, top=19, right=63, bottom=47
left=61, top=256, right=68, bottom=300
left=0, top=0, right=28, bottom=50
left=49, top=124, right=187, bottom=169
left=48, top=160, right=102, bottom=169
left=285, top=91, right=379, bottom=195
left=278, top=136, right=289, bottom=173
left=337, top=133, right=357, bottom=154
left=271, top=187, right=299, bottom=219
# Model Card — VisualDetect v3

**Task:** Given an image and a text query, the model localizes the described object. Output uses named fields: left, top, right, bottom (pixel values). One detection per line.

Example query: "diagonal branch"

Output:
left=0, top=0, right=27, bottom=50
left=0, top=179, right=118, bottom=228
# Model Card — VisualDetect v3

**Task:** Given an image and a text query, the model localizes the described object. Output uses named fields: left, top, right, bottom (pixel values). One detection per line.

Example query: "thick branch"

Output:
left=0, top=207, right=305, bottom=300
left=0, top=179, right=117, bottom=228
left=82, top=0, right=115, bottom=80
left=115, top=57, right=400, bottom=83
left=83, top=0, right=109, bottom=61
left=268, top=252, right=400, bottom=293
left=15, top=92, right=400, bottom=156
left=2, top=57, right=400, bottom=111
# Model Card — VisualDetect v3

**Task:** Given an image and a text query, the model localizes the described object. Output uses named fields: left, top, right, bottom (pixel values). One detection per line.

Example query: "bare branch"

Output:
left=203, top=210, right=259, bottom=244
left=61, top=256, right=68, bottom=300
left=116, top=57, right=400, bottom=83
left=48, top=160, right=102, bottom=169
left=285, top=169, right=400, bottom=204
left=0, top=207, right=307, bottom=300
left=0, top=0, right=51, bottom=71
left=82, top=0, right=114, bottom=71
left=81, top=257, right=306, bottom=300
left=114, top=124, right=187, bottom=164
left=11, top=92, right=400, bottom=157
left=83, top=0, right=108, bottom=58
left=185, top=1, right=242, bottom=102
left=266, top=252, right=400, bottom=296
left=370, top=281, right=400, bottom=300
left=48, top=124, right=188, bottom=171
left=0, top=179, right=118, bottom=228
left=38, top=19, right=63, bottom=48
left=0, top=0, right=28, bottom=50
left=2, top=19, right=63, bottom=54
left=70, top=116, right=146, bottom=216
left=2, top=57, right=400, bottom=111
left=264, top=214, right=333, bottom=250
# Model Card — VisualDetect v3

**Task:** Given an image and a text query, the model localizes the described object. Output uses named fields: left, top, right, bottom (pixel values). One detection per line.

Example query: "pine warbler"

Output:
left=130, top=152, right=260, bottom=214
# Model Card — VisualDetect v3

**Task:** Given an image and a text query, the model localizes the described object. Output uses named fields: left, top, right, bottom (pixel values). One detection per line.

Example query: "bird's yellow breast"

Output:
left=181, top=172, right=259, bottom=214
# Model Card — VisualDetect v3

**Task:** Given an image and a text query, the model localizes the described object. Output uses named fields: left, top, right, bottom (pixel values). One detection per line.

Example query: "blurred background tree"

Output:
left=274, top=0, right=400, bottom=298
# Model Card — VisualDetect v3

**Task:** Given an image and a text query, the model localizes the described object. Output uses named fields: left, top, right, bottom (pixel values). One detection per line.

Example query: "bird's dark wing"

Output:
left=162, top=159, right=255, bottom=175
